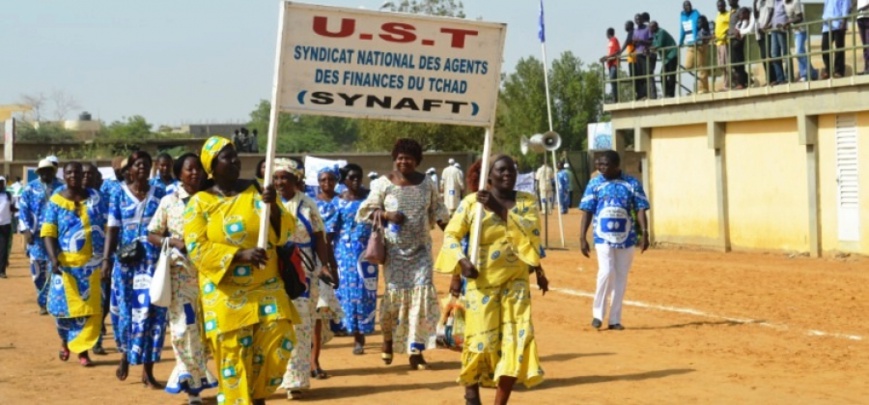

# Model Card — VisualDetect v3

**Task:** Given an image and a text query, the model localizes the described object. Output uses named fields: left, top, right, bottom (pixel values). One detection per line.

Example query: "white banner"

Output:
left=277, top=2, right=506, bottom=127
left=303, top=155, right=346, bottom=187
left=514, top=172, right=535, bottom=194
left=588, top=122, right=613, bottom=151
left=4, top=118, right=14, bottom=162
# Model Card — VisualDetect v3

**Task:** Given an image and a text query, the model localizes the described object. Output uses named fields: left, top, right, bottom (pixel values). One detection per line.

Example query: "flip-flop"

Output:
left=381, top=352, right=393, bottom=365
left=58, top=348, right=70, bottom=362
left=313, top=368, right=329, bottom=379
left=78, top=355, right=94, bottom=367
left=352, top=343, right=364, bottom=355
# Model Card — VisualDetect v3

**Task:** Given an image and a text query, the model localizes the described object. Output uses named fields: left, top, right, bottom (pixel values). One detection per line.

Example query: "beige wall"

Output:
left=725, top=119, right=809, bottom=252
left=649, top=124, right=720, bottom=247
left=818, top=111, right=869, bottom=255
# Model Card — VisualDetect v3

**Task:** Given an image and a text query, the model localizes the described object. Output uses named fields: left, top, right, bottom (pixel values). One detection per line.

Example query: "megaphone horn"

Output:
left=541, top=131, right=562, bottom=151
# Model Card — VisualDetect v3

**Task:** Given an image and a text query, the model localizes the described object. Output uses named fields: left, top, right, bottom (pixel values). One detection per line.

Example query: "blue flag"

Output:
left=538, top=0, right=545, bottom=43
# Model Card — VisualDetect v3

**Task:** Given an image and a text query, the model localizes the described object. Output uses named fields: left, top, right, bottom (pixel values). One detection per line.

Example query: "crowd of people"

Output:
left=2, top=132, right=655, bottom=405
left=602, top=0, right=869, bottom=101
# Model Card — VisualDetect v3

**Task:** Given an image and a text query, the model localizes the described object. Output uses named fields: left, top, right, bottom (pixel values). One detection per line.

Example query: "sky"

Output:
left=2, top=0, right=696, bottom=126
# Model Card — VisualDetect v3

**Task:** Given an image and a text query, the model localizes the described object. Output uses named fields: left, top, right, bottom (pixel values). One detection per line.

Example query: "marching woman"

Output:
left=357, top=138, right=449, bottom=370
left=183, top=137, right=298, bottom=405
left=147, top=153, right=217, bottom=404
left=43, top=162, right=107, bottom=367
left=333, top=163, right=376, bottom=355
left=103, top=151, right=167, bottom=387
left=273, top=158, right=340, bottom=400
left=435, top=154, right=549, bottom=405
left=312, top=166, right=346, bottom=343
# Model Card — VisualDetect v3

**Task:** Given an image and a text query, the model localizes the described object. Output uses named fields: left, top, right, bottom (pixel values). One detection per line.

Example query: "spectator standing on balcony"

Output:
left=856, top=0, right=869, bottom=75
left=715, top=0, right=732, bottom=90
left=651, top=21, right=679, bottom=97
left=755, top=0, right=776, bottom=85
left=641, top=12, right=658, bottom=99
left=784, top=0, right=818, bottom=81
left=769, top=0, right=791, bottom=84
left=821, top=0, right=851, bottom=78
left=633, top=14, right=653, bottom=101
left=679, top=1, right=709, bottom=93
left=731, top=7, right=754, bottom=88
left=600, top=28, right=622, bottom=103
left=612, top=21, right=637, bottom=100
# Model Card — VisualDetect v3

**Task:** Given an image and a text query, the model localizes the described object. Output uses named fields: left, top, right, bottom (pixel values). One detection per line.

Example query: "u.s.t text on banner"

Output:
left=277, top=2, right=506, bottom=127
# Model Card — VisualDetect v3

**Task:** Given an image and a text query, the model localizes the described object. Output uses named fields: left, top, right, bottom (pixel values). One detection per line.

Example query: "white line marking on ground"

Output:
left=548, top=286, right=864, bottom=342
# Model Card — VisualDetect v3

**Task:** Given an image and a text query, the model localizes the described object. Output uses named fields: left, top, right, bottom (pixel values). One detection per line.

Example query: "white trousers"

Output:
left=592, top=244, right=635, bottom=325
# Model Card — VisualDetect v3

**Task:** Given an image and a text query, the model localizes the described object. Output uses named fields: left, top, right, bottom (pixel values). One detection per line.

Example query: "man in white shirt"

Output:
left=440, top=160, right=464, bottom=216
left=535, top=163, right=555, bottom=214
left=426, top=167, right=438, bottom=188
left=0, top=177, right=15, bottom=278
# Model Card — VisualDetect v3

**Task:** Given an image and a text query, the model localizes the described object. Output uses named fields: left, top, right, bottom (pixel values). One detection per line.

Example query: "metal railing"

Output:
left=602, top=10, right=869, bottom=105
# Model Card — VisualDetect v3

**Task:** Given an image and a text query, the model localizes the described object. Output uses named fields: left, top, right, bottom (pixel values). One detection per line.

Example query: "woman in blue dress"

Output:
left=43, top=162, right=108, bottom=367
left=333, top=163, right=376, bottom=355
left=102, top=151, right=167, bottom=388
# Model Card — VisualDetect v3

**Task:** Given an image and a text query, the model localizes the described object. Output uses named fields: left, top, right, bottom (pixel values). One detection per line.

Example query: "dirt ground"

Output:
left=1, top=210, right=867, bottom=404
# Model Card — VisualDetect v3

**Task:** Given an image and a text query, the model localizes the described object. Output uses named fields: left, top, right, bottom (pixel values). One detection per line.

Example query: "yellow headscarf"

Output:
left=200, top=136, right=233, bottom=178
left=272, top=157, right=304, bottom=179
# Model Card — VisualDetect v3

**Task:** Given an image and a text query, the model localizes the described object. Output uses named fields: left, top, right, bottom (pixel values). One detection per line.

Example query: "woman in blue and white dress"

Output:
left=333, top=164, right=377, bottom=355
left=102, top=151, right=167, bottom=388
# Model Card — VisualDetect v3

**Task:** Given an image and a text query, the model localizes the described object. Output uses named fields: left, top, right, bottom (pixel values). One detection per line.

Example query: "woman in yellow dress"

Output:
left=435, top=155, right=550, bottom=405
left=183, top=136, right=300, bottom=405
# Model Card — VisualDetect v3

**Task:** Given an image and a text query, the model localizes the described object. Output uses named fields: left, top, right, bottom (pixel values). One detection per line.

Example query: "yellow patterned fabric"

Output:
left=184, top=183, right=300, bottom=402
left=201, top=136, right=233, bottom=178
left=435, top=191, right=544, bottom=388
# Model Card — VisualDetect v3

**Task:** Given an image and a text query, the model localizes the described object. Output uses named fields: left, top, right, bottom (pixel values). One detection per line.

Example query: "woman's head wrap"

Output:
left=317, top=164, right=341, bottom=182
left=273, top=157, right=304, bottom=179
left=200, top=136, right=233, bottom=178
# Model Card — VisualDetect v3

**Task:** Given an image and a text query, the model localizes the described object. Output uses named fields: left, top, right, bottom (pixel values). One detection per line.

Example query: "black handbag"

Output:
left=277, top=244, right=307, bottom=300
left=117, top=240, right=145, bottom=265
left=116, top=184, right=149, bottom=266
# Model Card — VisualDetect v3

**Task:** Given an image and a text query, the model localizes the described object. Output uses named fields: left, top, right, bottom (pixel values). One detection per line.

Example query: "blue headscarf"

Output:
left=317, top=164, right=341, bottom=182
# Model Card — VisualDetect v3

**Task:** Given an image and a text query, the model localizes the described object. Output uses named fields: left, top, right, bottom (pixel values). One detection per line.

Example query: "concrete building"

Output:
left=606, top=77, right=869, bottom=257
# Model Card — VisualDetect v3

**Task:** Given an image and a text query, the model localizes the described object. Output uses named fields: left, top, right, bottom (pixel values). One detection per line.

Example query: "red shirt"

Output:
left=607, top=37, right=620, bottom=68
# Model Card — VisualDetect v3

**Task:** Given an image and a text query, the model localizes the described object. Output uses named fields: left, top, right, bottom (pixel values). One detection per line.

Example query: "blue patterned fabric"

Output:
left=333, top=195, right=377, bottom=334
left=315, top=195, right=340, bottom=236
left=557, top=169, right=570, bottom=214
left=579, top=172, right=650, bottom=248
left=149, top=177, right=179, bottom=196
left=108, top=184, right=168, bottom=365
left=18, top=178, right=64, bottom=261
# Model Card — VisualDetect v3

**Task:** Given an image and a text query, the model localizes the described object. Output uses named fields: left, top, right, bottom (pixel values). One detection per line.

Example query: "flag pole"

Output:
left=538, top=0, right=566, bottom=248
left=469, top=125, right=494, bottom=266
left=258, top=1, right=288, bottom=250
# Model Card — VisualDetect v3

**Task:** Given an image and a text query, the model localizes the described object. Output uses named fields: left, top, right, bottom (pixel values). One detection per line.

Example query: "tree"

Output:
left=19, top=93, right=47, bottom=121
left=380, top=0, right=466, bottom=17
left=497, top=53, right=605, bottom=167
left=15, top=121, right=75, bottom=142
left=102, top=115, right=153, bottom=141
left=247, top=100, right=358, bottom=153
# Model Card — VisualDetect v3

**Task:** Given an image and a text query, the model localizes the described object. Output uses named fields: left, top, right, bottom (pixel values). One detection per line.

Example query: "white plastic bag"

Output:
left=149, top=238, right=172, bottom=307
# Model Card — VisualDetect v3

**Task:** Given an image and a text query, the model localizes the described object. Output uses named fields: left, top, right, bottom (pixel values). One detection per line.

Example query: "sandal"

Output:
left=115, top=357, right=129, bottom=381
left=288, top=391, right=303, bottom=400
left=381, top=352, right=393, bottom=365
left=92, top=345, right=108, bottom=356
left=352, top=342, right=364, bottom=355
left=58, top=347, right=70, bottom=362
left=311, top=367, right=329, bottom=379
left=78, top=353, right=94, bottom=367
left=381, top=340, right=393, bottom=365
left=409, top=354, right=428, bottom=370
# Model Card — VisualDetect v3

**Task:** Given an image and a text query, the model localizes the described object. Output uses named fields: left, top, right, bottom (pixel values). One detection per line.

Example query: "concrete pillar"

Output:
left=798, top=114, right=821, bottom=257
left=708, top=121, right=730, bottom=252
left=634, top=126, right=653, bottom=242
